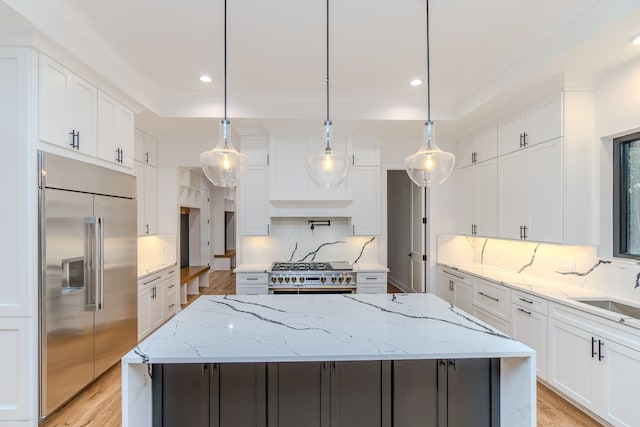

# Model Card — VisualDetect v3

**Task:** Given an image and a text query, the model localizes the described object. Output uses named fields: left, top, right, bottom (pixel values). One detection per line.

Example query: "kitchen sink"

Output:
left=574, top=299, right=640, bottom=319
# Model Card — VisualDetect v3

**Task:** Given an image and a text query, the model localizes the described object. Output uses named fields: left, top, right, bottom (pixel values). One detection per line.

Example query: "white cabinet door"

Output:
left=526, top=139, right=563, bottom=243
left=135, top=162, right=146, bottom=236
left=474, top=125, right=498, bottom=163
left=527, top=92, right=562, bottom=146
left=71, top=75, right=97, bottom=157
left=144, top=164, right=158, bottom=235
left=456, top=166, right=476, bottom=236
left=352, top=136, right=379, bottom=166
left=137, top=287, right=152, bottom=341
left=143, top=132, right=158, bottom=166
left=548, top=319, right=598, bottom=410
left=39, top=54, right=73, bottom=148
left=150, top=285, right=164, bottom=331
left=0, top=317, right=30, bottom=420
left=511, top=304, right=548, bottom=380
left=241, top=135, right=270, bottom=166
left=476, top=159, right=498, bottom=237
left=600, top=340, right=640, bottom=427
left=497, top=111, right=526, bottom=156
left=134, top=128, right=144, bottom=162
left=438, top=276, right=455, bottom=305
left=456, top=135, right=475, bottom=169
left=350, top=167, right=380, bottom=236
left=498, top=150, right=526, bottom=240
left=454, top=281, right=474, bottom=315
left=240, top=166, right=270, bottom=236
left=97, top=91, right=133, bottom=168
left=270, top=136, right=308, bottom=199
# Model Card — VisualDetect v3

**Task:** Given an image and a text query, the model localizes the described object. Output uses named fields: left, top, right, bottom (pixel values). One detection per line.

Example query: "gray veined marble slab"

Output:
left=125, top=293, right=533, bottom=364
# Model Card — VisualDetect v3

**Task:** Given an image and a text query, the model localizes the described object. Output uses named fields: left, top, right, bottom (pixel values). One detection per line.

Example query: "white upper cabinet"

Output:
left=350, top=167, right=380, bottom=236
left=97, top=91, right=134, bottom=169
left=39, top=53, right=97, bottom=157
left=457, top=158, right=498, bottom=237
left=352, top=136, right=379, bottom=166
left=457, top=124, right=498, bottom=168
left=239, top=166, right=270, bottom=236
left=135, top=128, right=158, bottom=166
left=498, top=92, right=562, bottom=156
left=241, top=135, right=270, bottom=166
left=498, top=138, right=563, bottom=243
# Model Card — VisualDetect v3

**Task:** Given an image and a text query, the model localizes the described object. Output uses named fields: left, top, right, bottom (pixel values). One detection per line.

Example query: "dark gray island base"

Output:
left=153, top=359, right=499, bottom=427
left=122, top=294, right=534, bottom=426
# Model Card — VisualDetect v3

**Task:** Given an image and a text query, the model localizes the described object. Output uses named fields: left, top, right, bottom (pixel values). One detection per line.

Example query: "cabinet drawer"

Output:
left=237, top=273, right=268, bottom=284
left=439, top=268, right=471, bottom=285
left=474, top=278, right=511, bottom=321
left=237, top=284, right=269, bottom=295
left=356, top=272, right=386, bottom=284
left=165, top=299, right=177, bottom=317
left=512, top=290, right=548, bottom=315
left=357, top=284, right=386, bottom=294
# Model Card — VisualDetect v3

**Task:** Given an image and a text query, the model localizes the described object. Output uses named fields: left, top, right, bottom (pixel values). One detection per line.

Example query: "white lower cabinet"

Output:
left=236, top=272, right=269, bottom=295
left=549, top=304, right=640, bottom=426
left=355, top=272, right=386, bottom=294
left=473, top=307, right=511, bottom=335
left=438, top=268, right=473, bottom=314
left=138, top=266, right=178, bottom=341
left=511, top=303, right=548, bottom=380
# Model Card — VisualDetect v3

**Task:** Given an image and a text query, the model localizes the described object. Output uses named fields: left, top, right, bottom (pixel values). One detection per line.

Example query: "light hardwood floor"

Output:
left=42, top=270, right=604, bottom=427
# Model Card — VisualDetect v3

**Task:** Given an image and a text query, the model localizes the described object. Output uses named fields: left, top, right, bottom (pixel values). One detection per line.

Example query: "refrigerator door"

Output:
left=41, top=188, right=95, bottom=417
left=94, top=195, right=137, bottom=377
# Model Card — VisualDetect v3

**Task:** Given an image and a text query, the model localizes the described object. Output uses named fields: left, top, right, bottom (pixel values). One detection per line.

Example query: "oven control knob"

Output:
left=278, top=277, right=283, bottom=283
left=331, top=276, right=337, bottom=283
left=299, top=277, right=305, bottom=284
left=338, top=276, right=344, bottom=283
left=292, top=277, right=297, bottom=283
left=271, top=277, right=276, bottom=284
left=285, top=277, right=290, bottom=283
left=345, top=276, right=352, bottom=283
left=321, top=276, right=326, bottom=283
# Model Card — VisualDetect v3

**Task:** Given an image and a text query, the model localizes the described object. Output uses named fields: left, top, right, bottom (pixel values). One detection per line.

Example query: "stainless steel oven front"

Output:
left=267, top=262, right=356, bottom=294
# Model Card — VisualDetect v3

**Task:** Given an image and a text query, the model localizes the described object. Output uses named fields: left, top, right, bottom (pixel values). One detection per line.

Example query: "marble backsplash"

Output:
left=138, top=234, right=177, bottom=267
left=438, top=234, right=640, bottom=303
left=240, top=218, right=378, bottom=265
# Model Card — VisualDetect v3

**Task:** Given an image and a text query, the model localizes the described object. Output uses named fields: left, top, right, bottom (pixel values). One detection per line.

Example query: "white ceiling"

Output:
left=3, top=0, right=640, bottom=135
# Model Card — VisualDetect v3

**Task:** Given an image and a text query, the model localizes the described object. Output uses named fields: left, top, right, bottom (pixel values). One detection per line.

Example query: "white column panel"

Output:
left=0, top=318, right=31, bottom=421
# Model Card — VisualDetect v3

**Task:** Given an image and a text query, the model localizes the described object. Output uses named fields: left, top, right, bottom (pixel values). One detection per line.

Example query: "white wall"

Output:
left=596, top=56, right=640, bottom=258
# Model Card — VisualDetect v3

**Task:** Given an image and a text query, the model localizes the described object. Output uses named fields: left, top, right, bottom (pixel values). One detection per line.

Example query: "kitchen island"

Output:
left=122, top=293, right=535, bottom=426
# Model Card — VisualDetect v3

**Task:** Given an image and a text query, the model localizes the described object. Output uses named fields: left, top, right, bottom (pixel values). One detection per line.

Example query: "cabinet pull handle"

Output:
left=145, top=224, right=149, bottom=234
left=365, top=277, right=377, bottom=280
left=169, top=304, right=175, bottom=308
left=143, top=276, right=162, bottom=285
left=353, top=224, right=355, bottom=235
left=479, top=292, right=499, bottom=302
left=246, top=277, right=258, bottom=281
left=145, top=152, right=149, bottom=163
left=267, top=224, right=270, bottom=235
left=442, top=271, right=464, bottom=280
left=517, top=307, right=532, bottom=316
left=522, top=132, right=528, bottom=147
left=598, top=340, right=604, bottom=361
left=168, top=284, right=175, bottom=289
left=519, top=297, right=534, bottom=304
left=266, top=153, right=270, bottom=165
left=352, top=154, right=355, bottom=165
left=523, top=225, right=528, bottom=240
left=449, top=280, right=454, bottom=291
left=591, top=337, right=597, bottom=358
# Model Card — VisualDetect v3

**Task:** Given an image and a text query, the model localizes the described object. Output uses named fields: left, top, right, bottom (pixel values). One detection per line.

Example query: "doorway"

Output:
left=387, top=170, right=428, bottom=293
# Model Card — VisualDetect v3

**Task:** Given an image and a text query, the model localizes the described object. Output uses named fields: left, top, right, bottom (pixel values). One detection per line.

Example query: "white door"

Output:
left=410, top=184, right=426, bottom=293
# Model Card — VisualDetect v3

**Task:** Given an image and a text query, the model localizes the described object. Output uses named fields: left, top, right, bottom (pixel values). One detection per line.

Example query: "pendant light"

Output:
left=200, top=0, right=248, bottom=188
left=405, top=0, right=455, bottom=187
left=306, top=0, right=351, bottom=188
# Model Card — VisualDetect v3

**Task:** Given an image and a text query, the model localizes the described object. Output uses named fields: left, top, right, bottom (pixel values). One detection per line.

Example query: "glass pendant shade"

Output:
left=200, top=120, right=248, bottom=188
left=405, top=121, right=455, bottom=187
left=306, top=120, right=351, bottom=188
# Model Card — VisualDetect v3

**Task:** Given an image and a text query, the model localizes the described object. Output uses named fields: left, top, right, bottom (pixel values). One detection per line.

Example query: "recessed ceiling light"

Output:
left=633, top=34, right=640, bottom=45
left=410, top=79, right=423, bottom=86
left=200, top=75, right=213, bottom=83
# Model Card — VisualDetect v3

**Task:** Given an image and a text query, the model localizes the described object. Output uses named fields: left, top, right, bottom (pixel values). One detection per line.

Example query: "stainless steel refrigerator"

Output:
left=38, top=151, right=137, bottom=420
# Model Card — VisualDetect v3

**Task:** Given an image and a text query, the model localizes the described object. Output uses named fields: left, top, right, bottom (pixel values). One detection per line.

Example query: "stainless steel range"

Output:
left=268, top=261, right=356, bottom=294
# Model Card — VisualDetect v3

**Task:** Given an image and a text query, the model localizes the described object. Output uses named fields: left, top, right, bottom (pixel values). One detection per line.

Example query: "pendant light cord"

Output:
left=224, top=0, right=228, bottom=122
left=326, top=0, right=330, bottom=123
left=426, top=0, right=431, bottom=122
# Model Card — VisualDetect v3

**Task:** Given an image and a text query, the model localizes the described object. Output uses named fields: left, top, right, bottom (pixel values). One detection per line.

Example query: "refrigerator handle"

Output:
left=84, top=217, right=98, bottom=311
left=98, top=217, right=104, bottom=310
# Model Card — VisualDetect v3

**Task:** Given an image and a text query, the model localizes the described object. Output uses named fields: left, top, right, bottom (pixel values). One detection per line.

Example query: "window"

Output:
left=613, top=131, right=640, bottom=258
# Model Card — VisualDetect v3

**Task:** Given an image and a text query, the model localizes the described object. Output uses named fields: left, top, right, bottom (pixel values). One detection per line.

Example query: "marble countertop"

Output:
left=439, top=262, right=640, bottom=331
left=234, top=263, right=271, bottom=273
left=124, top=293, right=533, bottom=364
left=352, top=263, right=389, bottom=272
left=138, top=262, right=177, bottom=279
